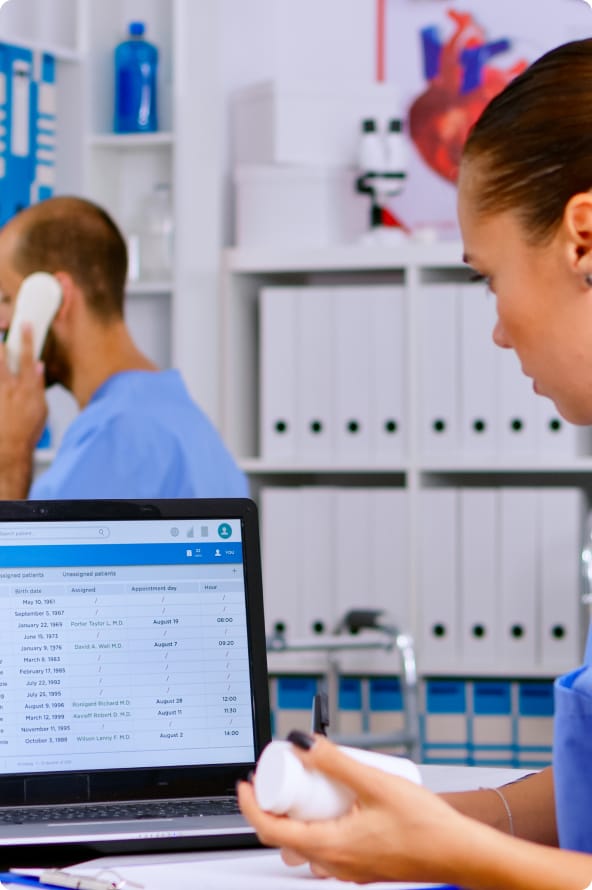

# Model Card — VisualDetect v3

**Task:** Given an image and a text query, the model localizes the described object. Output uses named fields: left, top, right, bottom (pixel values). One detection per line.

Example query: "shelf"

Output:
left=266, top=661, right=564, bottom=680
left=3, top=40, right=83, bottom=63
left=240, top=459, right=409, bottom=475
left=420, top=459, right=592, bottom=474
left=241, top=458, right=592, bottom=477
left=87, top=132, right=175, bottom=149
left=421, top=665, right=568, bottom=680
left=225, top=240, right=465, bottom=274
left=126, top=280, right=174, bottom=295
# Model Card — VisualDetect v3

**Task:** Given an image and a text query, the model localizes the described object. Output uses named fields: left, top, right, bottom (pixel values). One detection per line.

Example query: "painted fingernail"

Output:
left=286, top=729, right=315, bottom=750
left=246, top=770, right=255, bottom=783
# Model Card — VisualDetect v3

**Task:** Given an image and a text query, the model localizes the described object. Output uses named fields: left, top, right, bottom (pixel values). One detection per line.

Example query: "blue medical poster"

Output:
left=0, top=43, right=56, bottom=226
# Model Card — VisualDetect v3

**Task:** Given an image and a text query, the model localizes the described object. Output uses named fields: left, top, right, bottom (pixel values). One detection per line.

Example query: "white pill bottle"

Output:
left=254, top=739, right=421, bottom=821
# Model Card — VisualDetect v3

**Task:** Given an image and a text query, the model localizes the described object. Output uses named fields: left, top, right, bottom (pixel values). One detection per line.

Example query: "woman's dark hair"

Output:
left=462, top=38, right=592, bottom=241
left=12, top=195, right=128, bottom=321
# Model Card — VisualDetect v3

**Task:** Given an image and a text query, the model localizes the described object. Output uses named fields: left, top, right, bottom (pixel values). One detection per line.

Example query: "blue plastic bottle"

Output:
left=114, top=21, right=158, bottom=133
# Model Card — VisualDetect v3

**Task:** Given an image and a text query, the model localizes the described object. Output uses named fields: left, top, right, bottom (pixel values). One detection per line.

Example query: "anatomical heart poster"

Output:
left=382, top=0, right=592, bottom=239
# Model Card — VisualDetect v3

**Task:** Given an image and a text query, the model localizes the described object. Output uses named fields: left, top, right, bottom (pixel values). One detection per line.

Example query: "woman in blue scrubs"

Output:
left=239, top=37, right=592, bottom=890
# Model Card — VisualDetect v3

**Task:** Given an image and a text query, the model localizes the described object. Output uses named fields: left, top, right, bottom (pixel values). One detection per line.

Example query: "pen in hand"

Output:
left=311, top=692, right=329, bottom=736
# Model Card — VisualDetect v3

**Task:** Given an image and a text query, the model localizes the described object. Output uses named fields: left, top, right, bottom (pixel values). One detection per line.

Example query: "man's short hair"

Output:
left=11, top=196, right=128, bottom=321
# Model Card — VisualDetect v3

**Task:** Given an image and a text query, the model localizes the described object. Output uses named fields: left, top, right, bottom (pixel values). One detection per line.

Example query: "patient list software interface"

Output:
left=0, top=518, right=255, bottom=774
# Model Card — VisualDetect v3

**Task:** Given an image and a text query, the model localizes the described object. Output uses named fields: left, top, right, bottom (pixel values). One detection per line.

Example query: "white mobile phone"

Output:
left=5, top=272, right=62, bottom=373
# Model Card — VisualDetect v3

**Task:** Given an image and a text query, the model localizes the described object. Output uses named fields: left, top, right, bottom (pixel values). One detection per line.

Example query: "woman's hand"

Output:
left=238, top=736, right=472, bottom=885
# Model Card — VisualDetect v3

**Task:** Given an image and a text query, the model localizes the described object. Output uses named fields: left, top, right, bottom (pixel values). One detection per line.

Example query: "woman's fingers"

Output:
left=280, top=848, right=308, bottom=867
left=237, top=779, right=335, bottom=854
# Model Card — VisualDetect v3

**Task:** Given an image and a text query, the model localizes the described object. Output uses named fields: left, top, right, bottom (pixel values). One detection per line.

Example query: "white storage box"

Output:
left=232, top=80, right=400, bottom=167
left=234, top=164, right=369, bottom=249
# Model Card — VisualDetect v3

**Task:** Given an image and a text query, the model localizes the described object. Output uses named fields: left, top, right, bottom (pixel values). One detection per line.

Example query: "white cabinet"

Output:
left=221, top=243, right=591, bottom=679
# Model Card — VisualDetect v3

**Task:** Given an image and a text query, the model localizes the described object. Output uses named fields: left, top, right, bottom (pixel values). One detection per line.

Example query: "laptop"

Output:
left=0, top=498, right=271, bottom=866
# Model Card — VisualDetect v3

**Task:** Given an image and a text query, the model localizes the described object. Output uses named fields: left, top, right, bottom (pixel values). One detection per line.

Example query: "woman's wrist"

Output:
left=480, top=786, right=514, bottom=835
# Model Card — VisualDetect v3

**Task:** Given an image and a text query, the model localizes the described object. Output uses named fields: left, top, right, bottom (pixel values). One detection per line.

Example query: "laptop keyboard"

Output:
left=0, top=797, right=240, bottom=823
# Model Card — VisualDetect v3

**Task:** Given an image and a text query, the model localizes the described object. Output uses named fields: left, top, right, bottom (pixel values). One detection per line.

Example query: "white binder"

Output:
left=334, top=487, right=374, bottom=672
left=372, top=487, right=411, bottom=636
left=539, top=487, right=584, bottom=671
left=419, top=284, right=460, bottom=459
left=260, top=487, right=301, bottom=640
left=499, top=488, right=538, bottom=668
left=334, top=286, right=372, bottom=463
left=498, top=349, right=538, bottom=457
left=418, top=487, right=459, bottom=672
left=459, top=488, right=498, bottom=666
left=334, top=487, right=372, bottom=620
left=259, top=287, right=297, bottom=461
left=536, top=395, right=578, bottom=459
left=370, top=284, right=407, bottom=464
left=459, top=282, right=498, bottom=459
left=299, top=486, right=336, bottom=638
left=295, top=286, right=335, bottom=462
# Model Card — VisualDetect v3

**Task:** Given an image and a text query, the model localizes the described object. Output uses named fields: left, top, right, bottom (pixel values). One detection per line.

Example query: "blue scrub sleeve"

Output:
left=554, top=665, right=592, bottom=851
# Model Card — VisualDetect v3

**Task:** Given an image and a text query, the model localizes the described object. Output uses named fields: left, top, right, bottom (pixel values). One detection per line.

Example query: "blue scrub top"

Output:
left=554, top=623, right=592, bottom=851
left=30, top=369, right=249, bottom=500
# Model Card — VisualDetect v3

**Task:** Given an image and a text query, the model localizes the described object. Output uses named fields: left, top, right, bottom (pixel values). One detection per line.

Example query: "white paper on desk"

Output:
left=72, top=851, right=446, bottom=890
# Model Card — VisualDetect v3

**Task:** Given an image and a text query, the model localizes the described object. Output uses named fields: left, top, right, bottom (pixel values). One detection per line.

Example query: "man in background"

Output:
left=0, top=195, right=248, bottom=499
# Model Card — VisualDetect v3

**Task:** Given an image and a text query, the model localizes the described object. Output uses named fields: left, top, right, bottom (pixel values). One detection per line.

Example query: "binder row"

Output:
left=270, top=675, right=410, bottom=749
left=419, top=487, right=585, bottom=675
left=260, top=285, right=406, bottom=463
left=261, top=486, right=585, bottom=677
left=421, top=282, right=581, bottom=460
left=259, top=283, right=583, bottom=464
left=261, top=486, right=410, bottom=675
left=422, top=678, right=555, bottom=769
left=268, top=675, right=554, bottom=770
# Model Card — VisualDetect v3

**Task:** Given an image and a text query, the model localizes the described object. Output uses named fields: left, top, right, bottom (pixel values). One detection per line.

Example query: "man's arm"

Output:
left=0, top=325, right=47, bottom=499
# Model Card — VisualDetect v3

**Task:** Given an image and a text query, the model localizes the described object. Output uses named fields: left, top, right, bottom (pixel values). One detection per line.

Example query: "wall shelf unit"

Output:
left=221, top=243, right=591, bottom=681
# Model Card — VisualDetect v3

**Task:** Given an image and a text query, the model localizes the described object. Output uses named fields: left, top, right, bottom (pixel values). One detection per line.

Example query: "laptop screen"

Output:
left=0, top=499, right=271, bottom=804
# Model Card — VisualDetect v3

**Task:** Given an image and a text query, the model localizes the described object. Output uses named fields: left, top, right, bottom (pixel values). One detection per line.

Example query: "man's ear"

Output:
left=51, top=271, right=76, bottom=322
left=563, top=192, right=592, bottom=275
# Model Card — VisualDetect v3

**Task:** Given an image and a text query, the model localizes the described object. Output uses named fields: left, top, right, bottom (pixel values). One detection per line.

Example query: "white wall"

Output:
left=184, top=0, right=376, bottom=422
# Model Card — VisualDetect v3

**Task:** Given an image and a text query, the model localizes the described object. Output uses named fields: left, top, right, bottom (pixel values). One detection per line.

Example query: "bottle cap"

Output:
left=388, top=118, right=403, bottom=132
left=362, top=118, right=378, bottom=133
left=129, top=22, right=146, bottom=37
left=254, top=741, right=303, bottom=814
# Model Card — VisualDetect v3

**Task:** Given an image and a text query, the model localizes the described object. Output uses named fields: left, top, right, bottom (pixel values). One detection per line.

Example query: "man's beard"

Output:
left=41, top=329, right=72, bottom=390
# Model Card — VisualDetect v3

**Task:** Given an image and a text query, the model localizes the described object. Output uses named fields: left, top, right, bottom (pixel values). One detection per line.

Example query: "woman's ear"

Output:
left=563, top=193, right=592, bottom=275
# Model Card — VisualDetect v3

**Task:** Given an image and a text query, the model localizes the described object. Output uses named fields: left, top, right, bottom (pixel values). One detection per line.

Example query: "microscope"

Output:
left=356, top=117, right=409, bottom=245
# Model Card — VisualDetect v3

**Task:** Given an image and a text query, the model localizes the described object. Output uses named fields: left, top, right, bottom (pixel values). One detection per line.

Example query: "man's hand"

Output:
left=0, top=323, right=47, bottom=498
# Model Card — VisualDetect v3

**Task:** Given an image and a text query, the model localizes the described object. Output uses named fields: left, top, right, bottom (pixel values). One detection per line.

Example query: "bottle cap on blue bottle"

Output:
left=129, top=22, right=145, bottom=37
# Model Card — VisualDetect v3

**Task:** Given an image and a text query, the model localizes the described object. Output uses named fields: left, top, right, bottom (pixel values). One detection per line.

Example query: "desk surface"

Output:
left=66, top=764, right=531, bottom=890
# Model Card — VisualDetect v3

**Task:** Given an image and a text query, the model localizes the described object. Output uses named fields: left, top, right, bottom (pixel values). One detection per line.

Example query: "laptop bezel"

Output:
left=0, top=498, right=272, bottom=806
